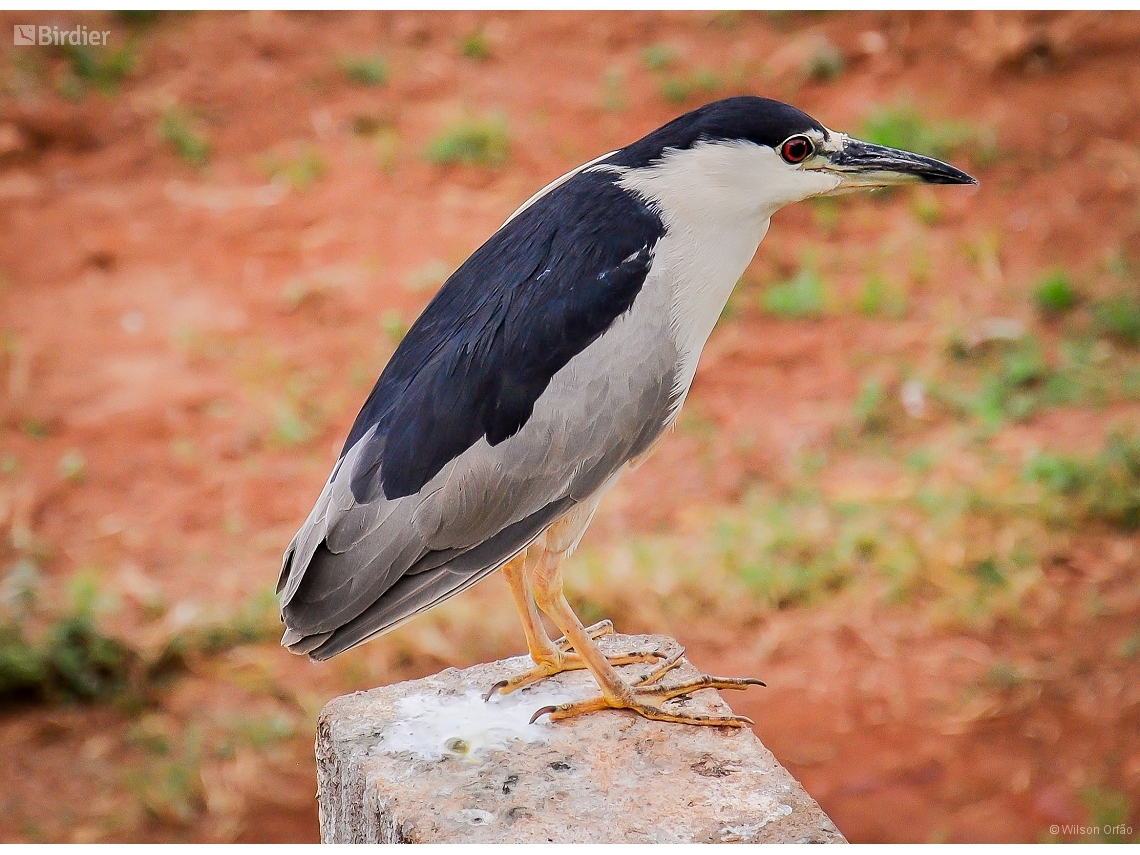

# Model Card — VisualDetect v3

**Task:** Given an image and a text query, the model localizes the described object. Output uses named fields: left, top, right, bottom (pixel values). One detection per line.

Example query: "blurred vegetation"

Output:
left=1033, top=269, right=1080, bottom=316
left=58, top=449, right=87, bottom=484
left=1093, top=293, right=1140, bottom=346
left=1, top=574, right=131, bottom=704
left=761, top=267, right=828, bottom=319
left=54, top=41, right=137, bottom=99
left=934, top=317, right=1140, bottom=434
left=0, top=565, right=281, bottom=708
left=638, top=41, right=725, bottom=105
left=380, top=310, right=409, bottom=346
left=1027, top=435, right=1140, bottom=530
left=425, top=114, right=511, bottom=167
left=857, top=273, right=908, bottom=319
left=658, top=68, right=722, bottom=106
left=459, top=30, right=491, bottom=61
left=861, top=102, right=999, bottom=167
left=337, top=52, right=389, bottom=86
left=804, top=37, right=844, bottom=81
left=641, top=42, right=677, bottom=71
left=571, top=460, right=1050, bottom=633
left=260, top=143, right=328, bottom=191
left=158, top=108, right=210, bottom=166
left=567, top=427, right=1140, bottom=643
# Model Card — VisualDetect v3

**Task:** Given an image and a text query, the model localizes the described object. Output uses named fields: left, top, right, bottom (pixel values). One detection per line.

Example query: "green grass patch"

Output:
left=638, top=42, right=722, bottom=105
left=810, top=196, right=841, bottom=234
left=380, top=310, right=408, bottom=346
left=1119, top=629, right=1140, bottom=659
left=1036, top=336, right=1139, bottom=408
left=55, top=42, right=137, bottom=98
left=1033, top=269, right=1079, bottom=315
left=459, top=30, right=491, bottom=60
left=160, top=589, right=281, bottom=663
left=125, top=726, right=205, bottom=825
left=761, top=268, right=828, bottom=319
left=337, top=52, right=389, bottom=86
left=858, top=273, right=908, bottom=318
left=114, top=10, right=163, bottom=25
left=1079, top=787, right=1133, bottom=842
left=426, top=114, right=510, bottom=167
left=1026, top=434, right=1140, bottom=530
left=659, top=68, right=721, bottom=105
left=0, top=574, right=281, bottom=708
left=860, top=102, right=998, bottom=165
left=853, top=377, right=892, bottom=434
left=1, top=575, right=132, bottom=705
left=403, top=258, right=452, bottom=293
left=569, top=470, right=1046, bottom=634
left=1093, top=294, right=1140, bottom=346
left=159, top=108, right=210, bottom=166
left=910, top=189, right=943, bottom=226
left=982, top=660, right=1029, bottom=689
left=641, top=42, right=677, bottom=71
left=261, top=143, right=328, bottom=191
left=937, top=336, right=1056, bottom=432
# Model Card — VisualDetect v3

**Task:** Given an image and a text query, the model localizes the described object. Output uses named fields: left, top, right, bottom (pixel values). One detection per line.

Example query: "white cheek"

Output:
left=760, top=163, right=842, bottom=210
left=612, top=140, right=842, bottom=224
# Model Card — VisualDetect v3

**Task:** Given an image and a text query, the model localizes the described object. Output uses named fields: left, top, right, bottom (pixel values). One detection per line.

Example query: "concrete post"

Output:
left=316, top=633, right=845, bottom=844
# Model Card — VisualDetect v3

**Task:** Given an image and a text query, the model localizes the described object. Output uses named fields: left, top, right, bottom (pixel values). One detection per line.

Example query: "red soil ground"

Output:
left=1, top=10, right=1138, bottom=843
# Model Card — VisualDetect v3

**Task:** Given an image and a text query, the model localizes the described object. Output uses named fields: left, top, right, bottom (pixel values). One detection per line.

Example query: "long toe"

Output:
left=532, top=671, right=764, bottom=727
left=553, top=619, right=614, bottom=653
left=485, top=648, right=664, bottom=700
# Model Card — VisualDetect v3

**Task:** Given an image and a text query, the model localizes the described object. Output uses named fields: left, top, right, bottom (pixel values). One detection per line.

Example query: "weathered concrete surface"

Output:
left=316, top=633, right=845, bottom=843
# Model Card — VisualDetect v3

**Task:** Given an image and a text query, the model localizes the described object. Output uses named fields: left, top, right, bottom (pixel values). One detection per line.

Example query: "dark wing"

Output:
left=277, top=168, right=667, bottom=659
left=345, top=170, right=664, bottom=502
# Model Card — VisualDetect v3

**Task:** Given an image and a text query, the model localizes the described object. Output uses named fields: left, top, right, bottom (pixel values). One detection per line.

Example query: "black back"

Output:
left=344, top=171, right=663, bottom=502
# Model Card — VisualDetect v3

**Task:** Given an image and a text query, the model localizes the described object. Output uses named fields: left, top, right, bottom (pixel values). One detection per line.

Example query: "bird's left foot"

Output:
left=529, top=649, right=765, bottom=727
left=484, top=620, right=665, bottom=700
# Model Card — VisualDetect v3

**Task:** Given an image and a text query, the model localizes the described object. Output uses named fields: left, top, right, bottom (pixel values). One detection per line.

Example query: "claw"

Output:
left=530, top=705, right=558, bottom=724
left=483, top=679, right=509, bottom=702
left=642, top=675, right=766, bottom=702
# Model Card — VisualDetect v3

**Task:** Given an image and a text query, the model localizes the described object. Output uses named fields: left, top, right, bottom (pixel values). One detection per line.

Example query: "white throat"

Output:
left=598, top=139, right=838, bottom=408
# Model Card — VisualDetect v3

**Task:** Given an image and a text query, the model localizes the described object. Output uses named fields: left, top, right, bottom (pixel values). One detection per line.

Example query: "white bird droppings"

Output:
left=377, top=683, right=583, bottom=762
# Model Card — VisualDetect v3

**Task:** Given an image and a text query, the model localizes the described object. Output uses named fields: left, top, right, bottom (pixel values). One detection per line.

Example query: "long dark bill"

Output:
left=830, top=138, right=978, bottom=185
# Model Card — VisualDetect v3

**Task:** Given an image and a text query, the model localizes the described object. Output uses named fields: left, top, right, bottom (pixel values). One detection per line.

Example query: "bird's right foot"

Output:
left=528, top=649, right=764, bottom=727
left=484, top=621, right=665, bottom=700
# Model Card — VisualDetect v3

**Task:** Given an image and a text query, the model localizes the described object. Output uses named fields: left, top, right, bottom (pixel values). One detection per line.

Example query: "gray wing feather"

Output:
left=278, top=293, right=679, bottom=659
left=300, top=494, right=576, bottom=659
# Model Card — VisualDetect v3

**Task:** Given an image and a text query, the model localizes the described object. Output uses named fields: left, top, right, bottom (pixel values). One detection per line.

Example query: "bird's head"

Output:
left=609, top=96, right=976, bottom=224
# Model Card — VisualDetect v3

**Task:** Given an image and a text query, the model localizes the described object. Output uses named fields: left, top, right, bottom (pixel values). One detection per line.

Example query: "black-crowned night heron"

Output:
left=278, top=96, right=976, bottom=727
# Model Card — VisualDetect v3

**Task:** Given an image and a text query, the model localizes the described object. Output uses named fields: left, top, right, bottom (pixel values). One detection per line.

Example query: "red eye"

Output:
left=780, top=136, right=813, bottom=164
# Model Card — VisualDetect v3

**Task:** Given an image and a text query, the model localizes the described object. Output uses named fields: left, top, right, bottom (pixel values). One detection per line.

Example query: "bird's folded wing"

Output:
left=277, top=166, right=675, bottom=659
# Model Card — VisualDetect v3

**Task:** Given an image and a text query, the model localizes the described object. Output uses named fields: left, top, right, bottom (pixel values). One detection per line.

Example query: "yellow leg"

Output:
left=502, top=549, right=559, bottom=666
left=486, top=543, right=662, bottom=700
left=528, top=546, right=764, bottom=728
